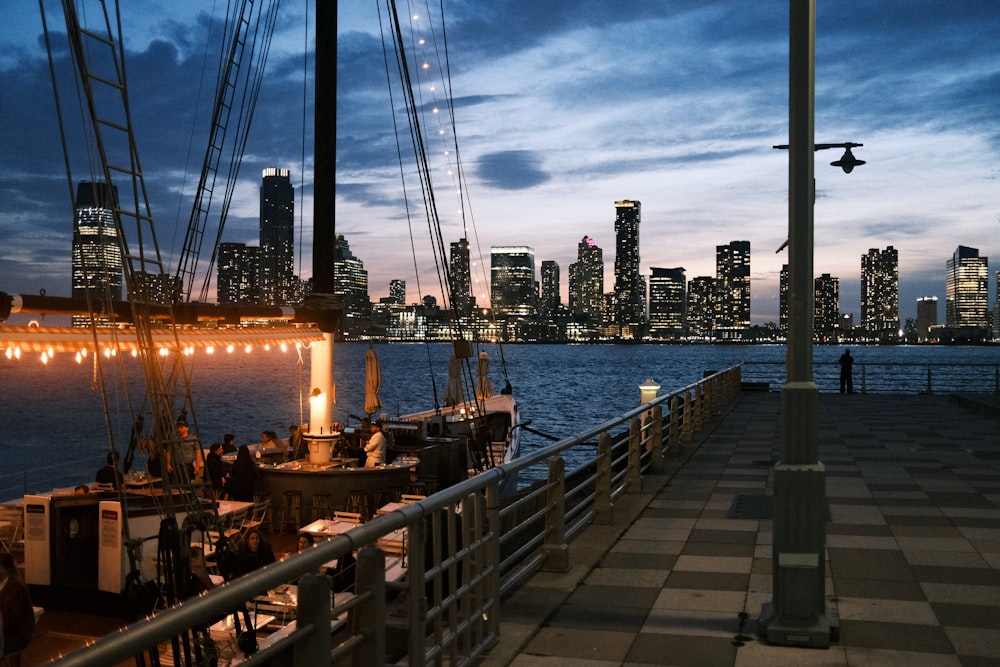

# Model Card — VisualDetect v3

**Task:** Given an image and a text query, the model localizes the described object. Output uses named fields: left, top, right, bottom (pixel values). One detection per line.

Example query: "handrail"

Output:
left=742, top=360, right=1000, bottom=394
left=51, top=365, right=744, bottom=666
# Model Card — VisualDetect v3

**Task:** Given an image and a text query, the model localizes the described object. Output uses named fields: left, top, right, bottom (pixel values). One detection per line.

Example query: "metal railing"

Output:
left=51, top=365, right=744, bottom=667
left=741, top=361, right=1000, bottom=395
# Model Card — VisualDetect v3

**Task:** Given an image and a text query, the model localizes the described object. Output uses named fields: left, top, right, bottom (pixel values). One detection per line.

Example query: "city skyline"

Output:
left=2, top=2, right=998, bottom=325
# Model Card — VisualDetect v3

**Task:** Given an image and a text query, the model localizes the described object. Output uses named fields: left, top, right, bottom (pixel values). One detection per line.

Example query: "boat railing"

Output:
left=741, top=360, right=1000, bottom=394
left=51, top=365, right=745, bottom=667
left=0, top=456, right=103, bottom=502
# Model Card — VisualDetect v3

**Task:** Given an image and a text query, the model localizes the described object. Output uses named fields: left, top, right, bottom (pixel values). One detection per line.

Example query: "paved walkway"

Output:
left=483, top=391, right=1000, bottom=666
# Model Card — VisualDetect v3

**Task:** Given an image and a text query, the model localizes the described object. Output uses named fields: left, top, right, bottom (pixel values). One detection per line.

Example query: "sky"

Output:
left=1, top=1, right=998, bottom=326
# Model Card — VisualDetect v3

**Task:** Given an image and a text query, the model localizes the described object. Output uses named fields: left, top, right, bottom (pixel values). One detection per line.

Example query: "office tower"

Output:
left=995, top=272, right=1000, bottom=339
left=131, top=272, right=181, bottom=306
left=687, top=276, right=715, bottom=339
left=613, top=200, right=644, bottom=336
left=333, top=234, right=371, bottom=322
left=217, top=242, right=262, bottom=304
left=568, top=235, right=603, bottom=320
left=779, top=264, right=789, bottom=337
left=860, top=246, right=899, bottom=339
left=449, top=237, right=472, bottom=316
left=715, top=240, right=751, bottom=338
left=945, top=245, right=989, bottom=329
left=490, top=246, right=536, bottom=317
left=389, top=279, right=406, bottom=305
left=916, top=296, right=938, bottom=340
left=72, top=181, right=122, bottom=327
left=540, top=261, right=560, bottom=315
left=814, top=273, right=839, bottom=340
left=648, top=267, right=686, bottom=339
left=259, top=167, right=295, bottom=306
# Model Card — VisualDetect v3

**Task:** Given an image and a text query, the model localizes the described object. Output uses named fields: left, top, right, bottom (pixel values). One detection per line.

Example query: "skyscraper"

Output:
left=568, top=235, right=603, bottom=320
left=648, top=267, right=686, bottom=339
left=860, top=246, right=899, bottom=339
left=715, top=240, right=751, bottom=338
left=779, top=264, right=789, bottom=337
left=945, top=245, right=988, bottom=329
left=540, top=260, right=560, bottom=315
left=687, top=276, right=715, bottom=339
left=72, top=181, right=122, bottom=326
left=613, top=200, right=643, bottom=337
left=389, top=279, right=406, bottom=305
left=333, top=234, right=370, bottom=325
left=217, top=242, right=261, bottom=305
left=814, top=273, right=839, bottom=340
left=916, top=296, right=938, bottom=340
left=449, top=237, right=473, bottom=316
left=490, top=246, right=536, bottom=317
left=259, top=167, right=295, bottom=306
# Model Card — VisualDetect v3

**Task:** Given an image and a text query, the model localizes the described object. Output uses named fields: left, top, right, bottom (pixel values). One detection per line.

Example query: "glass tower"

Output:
left=648, top=267, right=686, bottom=339
left=568, top=235, right=603, bottom=320
left=259, top=167, right=295, bottom=306
left=72, top=181, right=122, bottom=327
left=945, top=245, right=988, bottom=328
left=860, top=246, right=899, bottom=339
left=613, top=200, right=643, bottom=337
left=490, top=246, right=536, bottom=317
left=715, top=240, right=751, bottom=337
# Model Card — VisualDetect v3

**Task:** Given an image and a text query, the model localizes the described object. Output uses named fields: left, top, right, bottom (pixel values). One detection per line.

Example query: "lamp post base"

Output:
left=759, top=600, right=840, bottom=648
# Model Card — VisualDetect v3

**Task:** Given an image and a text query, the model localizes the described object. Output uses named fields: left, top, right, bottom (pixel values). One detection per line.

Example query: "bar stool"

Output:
left=346, top=489, right=372, bottom=521
left=311, top=493, right=333, bottom=521
left=280, top=490, right=302, bottom=532
left=371, top=488, right=399, bottom=511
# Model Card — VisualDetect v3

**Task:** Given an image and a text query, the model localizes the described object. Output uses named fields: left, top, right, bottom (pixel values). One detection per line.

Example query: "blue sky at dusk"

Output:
left=1, top=1, right=998, bottom=325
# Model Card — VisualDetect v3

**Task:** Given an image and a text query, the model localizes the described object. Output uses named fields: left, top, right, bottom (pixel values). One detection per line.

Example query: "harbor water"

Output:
left=2, top=342, right=998, bottom=498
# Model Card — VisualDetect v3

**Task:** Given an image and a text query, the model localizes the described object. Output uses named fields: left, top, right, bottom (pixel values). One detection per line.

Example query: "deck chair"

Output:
left=241, top=498, right=271, bottom=533
left=332, top=511, right=363, bottom=525
left=0, top=507, right=23, bottom=554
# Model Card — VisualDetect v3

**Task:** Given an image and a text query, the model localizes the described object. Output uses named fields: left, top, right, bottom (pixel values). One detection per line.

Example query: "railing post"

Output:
left=351, top=546, right=386, bottom=667
left=995, top=365, right=999, bottom=394
left=669, top=395, right=681, bottom=455
left=406, top=518, right=427, bottom=664
left=542, top=455, right=569, bottom=572
left=295, top=572, right=331, bottom=667
left=484, top=481, right=502, bottom=639
left=694, top=384, right=704, bottom=432
left=594, top=432, right=614, bottom=524
left=626, top=417, right=643, bottom=493
left=682, top=391, right=693, bottom=443
left=927, top=365, right=933, bottom=394
left=861, top=364, right=867, bottom=394
left=645, top=407, right=663, bottom=471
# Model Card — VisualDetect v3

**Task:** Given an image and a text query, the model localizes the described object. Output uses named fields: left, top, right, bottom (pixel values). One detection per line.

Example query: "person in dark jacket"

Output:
left=205, top=442, right=231, bottom=499
left=235, top=528, right=275, bottom=576
left=228, top=445, right=258, bottom=502
left=0, top=552, right=35, bottom=657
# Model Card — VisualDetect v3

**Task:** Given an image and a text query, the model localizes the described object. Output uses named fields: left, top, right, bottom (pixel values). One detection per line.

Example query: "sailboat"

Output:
left=1, top=0, right=521, bottom=627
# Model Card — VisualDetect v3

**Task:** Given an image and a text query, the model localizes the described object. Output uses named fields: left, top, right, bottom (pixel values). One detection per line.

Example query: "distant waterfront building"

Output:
left=916, top=297, right=938, bottom=341
left=449, top=237, right=473, bottom=316
left=613, top=200, right=644, bottom=338
left=995, top=272, right=1000, bottom=340
left=259, top=167, right=296, bottom=306
left=687, top=276, right=715, bottom=339
left=814, top=273, right=839, bottom=340
left=389, top=279, right=406, bottom=305
left=714, top=240, right=751, bottom=338
left=540, top=260, right=560, bottom=315
left=217, top=242, right=261, bottom=305
left=945, top=245, right=988, bottom=329
left=131, top=272, right=181, bottom=306
left=490, top=246, right=536, bottom=317
left=568, top=235, right=603, bottom=320
left=779, top=264, right=789, bottom=337
left=72, top=181, right=122, bottom=327
left=860, top=246, right=899, bottom=340
left=334, top=234, right=371, bottom=326
left=648, top=267, right=686, bottom=339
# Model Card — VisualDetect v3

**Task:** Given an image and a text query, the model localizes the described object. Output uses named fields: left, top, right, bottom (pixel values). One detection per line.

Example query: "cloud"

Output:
left=475, top=150, right=550, bottom=190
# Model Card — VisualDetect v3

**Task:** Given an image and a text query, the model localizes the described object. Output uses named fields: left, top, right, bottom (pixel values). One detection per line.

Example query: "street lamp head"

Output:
left=830, top=146, right=865, bottom=173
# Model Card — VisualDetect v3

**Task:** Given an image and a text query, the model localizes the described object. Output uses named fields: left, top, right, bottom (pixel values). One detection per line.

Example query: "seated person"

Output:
left=234, top=528, right=276, bottom=576
left=205, top=442, right=231, bottom=499
left=221, top=433, right=237, bottom=454
left=96, top=451, right=123, bottom=488
left=74, top=484, right=90, bottom=495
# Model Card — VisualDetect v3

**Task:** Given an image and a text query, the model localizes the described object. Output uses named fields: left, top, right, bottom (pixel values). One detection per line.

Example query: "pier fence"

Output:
left=50, top=365, right=744, bottom=667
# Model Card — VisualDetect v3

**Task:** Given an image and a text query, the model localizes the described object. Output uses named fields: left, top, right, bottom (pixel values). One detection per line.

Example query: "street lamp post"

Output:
left=759, top=0, right=863, bottom=648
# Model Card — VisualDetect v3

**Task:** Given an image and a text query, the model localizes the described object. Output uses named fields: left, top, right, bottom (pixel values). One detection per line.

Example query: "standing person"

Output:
left=0, top=552, right=36, bottom=659
left=364, top=420, right=386, bottom=468
left=228, top=445, right=259, bottom=502
left=205, top=442, right=231, bottom=499
left=839, top=348, right=855, bottom=394
left=168, top=418, right=204, bottom=483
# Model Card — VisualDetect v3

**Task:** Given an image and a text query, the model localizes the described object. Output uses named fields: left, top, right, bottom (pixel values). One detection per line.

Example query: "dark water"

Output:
left=2, top=342, right=998, bottom=497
